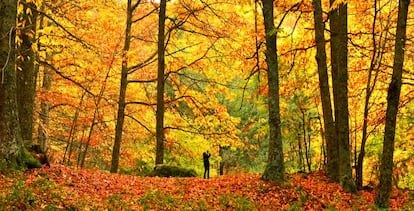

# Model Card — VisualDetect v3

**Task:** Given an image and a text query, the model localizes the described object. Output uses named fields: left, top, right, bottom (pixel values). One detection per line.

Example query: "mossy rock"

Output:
left=21, top=148, right=42, bottom=169
left=0, top=147, right=42, bottom=172
left=148, top=165, right=197, bottom=177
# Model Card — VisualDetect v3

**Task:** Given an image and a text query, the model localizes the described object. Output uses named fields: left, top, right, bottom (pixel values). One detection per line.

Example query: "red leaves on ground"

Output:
left=1, top=166, right=412, bottom=210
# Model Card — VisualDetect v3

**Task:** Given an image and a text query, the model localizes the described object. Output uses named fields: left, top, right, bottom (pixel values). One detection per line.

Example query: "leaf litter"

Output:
left=0, top=165, right=412, bottom=210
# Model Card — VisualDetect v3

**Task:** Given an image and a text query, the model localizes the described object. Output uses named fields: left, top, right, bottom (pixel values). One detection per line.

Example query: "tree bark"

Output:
left=0, top=0, right=23, bottom=164
left=329, top=0, right=356, bottom=193
left=305, top=119, right=312, bottom=172
left=155, top=0, right=167, bottom=165
left=111, top=0, right=135, bottom=173
left=16, top=0, right=38, bottom=147
left=261, top=0, right=284, bottom=181
left=37, top=4, right=50, bottom=153
left=38, top=65, right=51, bottom=153
left=375, top=0, right=410, bottom=207
left=312, top=0, right=338, bottom=181
left=298, top=129, right=304, bottom=172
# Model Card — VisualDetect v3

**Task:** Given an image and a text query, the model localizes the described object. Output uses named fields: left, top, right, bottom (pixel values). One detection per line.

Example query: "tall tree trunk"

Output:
left=261, top=0, right=284, bottom=181
left=111, top=0, right=135, bottom=173
left=81, top=63, right=112, bottom=168
left=375, top=0, right=410, bottom=207
left=16, top=0, right=37, bottom=148
left=298, top=130, right=304, bottom=172
left=329, top=0, right=356, bottom=193
left=76, top=126, right=85, bottom=167
left=155, top=0, right=167, bottom=165
left=219, top=145, right=225, bottom=175
left=63, top=92, right=85, bottom=165
left=37, top=4, right=50, bottom=153
left=305, top=119, right=312, bottom=172
left=356, top=0, right=380, bottom=189
left=38, top=65, right=51, bottom=153
left=312, top=0, right=338, bottom=181
left=0, top=0, right=22, bottom=163
left=316, top=113, right=326, bottom=170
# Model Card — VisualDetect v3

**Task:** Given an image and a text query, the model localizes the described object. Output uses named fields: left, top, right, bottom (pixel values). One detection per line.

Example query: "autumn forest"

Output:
left=1, top=0, right=414, bottom=209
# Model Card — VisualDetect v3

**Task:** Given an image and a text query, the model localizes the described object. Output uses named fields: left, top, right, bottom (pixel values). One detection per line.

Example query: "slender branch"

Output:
left=125, top=101, right=156, bottom=106
left=133, top=7, right=157, bottom=23
left=39, top=61, right=96, bottom=97
left=164, top=126, right=232, bottom=137
left=33, top=8, right=94, bottom=49
left=125, top=113, right=154, bottom=136
left=128, top=79, right=157, bottom=83
left=131, top=0, right=142, bottom=11
left=402, top=82, right=414, bottom=86
left=166, top=40, right=216, bottom=80
left=49, top=103, right=77, bottom=111
left=125, top=95, right=193, bottom=106
left=276, top=2, right=301, bottom=30
left=127, top=51, right=157, bottom=73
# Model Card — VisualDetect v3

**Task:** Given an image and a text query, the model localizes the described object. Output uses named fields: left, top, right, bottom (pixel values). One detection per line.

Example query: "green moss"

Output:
left=0, top=148, right=39, bottom=170
left=149, top=165, right=197, bottom=177
left=19, top=148, right=41, bottom=169
left=340, top=174, right=358, bottom=194
left=262, top=164, right=284, bottom=182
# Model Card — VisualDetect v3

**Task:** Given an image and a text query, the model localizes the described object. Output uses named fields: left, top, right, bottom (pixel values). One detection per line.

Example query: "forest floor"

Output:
left=1, top=165, right=413, bottom=210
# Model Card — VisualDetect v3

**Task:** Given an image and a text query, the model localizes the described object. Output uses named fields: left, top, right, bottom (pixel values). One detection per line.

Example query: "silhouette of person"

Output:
left=203, top=151, right=211, bottom=179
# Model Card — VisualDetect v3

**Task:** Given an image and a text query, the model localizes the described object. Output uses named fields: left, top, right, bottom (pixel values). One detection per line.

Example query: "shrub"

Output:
left=148, top=165, right=197, bottom=177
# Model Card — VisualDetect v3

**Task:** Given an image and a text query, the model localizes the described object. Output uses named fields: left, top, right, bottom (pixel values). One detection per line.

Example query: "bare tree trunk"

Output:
left=305, top=120, right=312, bottom=172
left=356, top=0, right=389, bottom=190
left=329, top=0, right=356, bottom=193
left=63, top=92, right=85, bottom=165
left=219, top=145, right=225, bottom=175
left=76, top=127, right=85, bottom=167
left=356, top=0, right=379, bottom=189
left=316, top=114, right=326, bottom=170
left=155, top=0, right=167, bottom=165
left=261, top=0, right=284, bottom=181
left=38, top=65, right=51, bottom=153
left=376, top=0, right=410, bottom=207
left=298, top=110, right=306, bottom=172
left=0, top=0, right=22, bottom=163
left=110, top=0, right=136, bottom=173
left=0, top=0, right=38, bottom=168
left=81, top=69, right=111, bottom=168
left=37, top=4, right=50, bottom=153
left=16, top=0, right=38, bottom=148
left=312, top=0, right=338, bottom=181
left=298, top=131, right=304, bottom=172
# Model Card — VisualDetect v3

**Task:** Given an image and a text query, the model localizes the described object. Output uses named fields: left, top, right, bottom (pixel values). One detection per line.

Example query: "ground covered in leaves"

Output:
left=1, top=165, right=412, bottom=210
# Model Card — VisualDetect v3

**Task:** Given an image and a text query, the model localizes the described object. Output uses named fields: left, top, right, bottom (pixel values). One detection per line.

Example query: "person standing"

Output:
left=203, top=151, right=211, bottom=179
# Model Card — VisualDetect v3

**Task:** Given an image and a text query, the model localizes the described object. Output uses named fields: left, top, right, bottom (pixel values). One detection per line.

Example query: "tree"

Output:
left=155, top=0, right=167, bottom=165
left=0, top=0, right=23, bottom=163
left=329, top=0, right=356, bottom=193
left=312, top=0, right=337, bottom=181
left=375, top=0, right=410, bottom=207
left=355, top=0, right=385, bottom=189
left=38, top=65, right=51, bottom=153
left=37, top=3, right=51, bottom=153
left=111, top=0, right=138, bottom=173
left=261, top=0, right=284, bottom=181
left=0, top=0, right=40, bottom=168
left=16, top=0, right=38, bottom=147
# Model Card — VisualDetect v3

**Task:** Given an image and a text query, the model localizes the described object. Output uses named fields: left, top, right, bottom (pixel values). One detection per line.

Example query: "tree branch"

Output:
left=39, top=61, right=96, bottom=97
